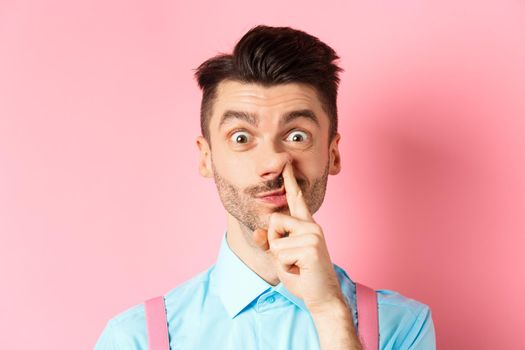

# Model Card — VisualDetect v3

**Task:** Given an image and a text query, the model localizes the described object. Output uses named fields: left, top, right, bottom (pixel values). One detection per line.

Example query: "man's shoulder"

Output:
left=374, top=288, right=435, bottom=349
left=333, top=262, right=430, bottom=313
left=112, top=267, right=212, bottom=324
left=94, top=267, right=214, bottom=350
left=375, top=288, right=430, bottom=318
left=333, top=263, right=435, bottom=349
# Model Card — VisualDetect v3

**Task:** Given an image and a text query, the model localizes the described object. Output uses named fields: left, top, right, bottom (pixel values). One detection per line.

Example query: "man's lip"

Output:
left=255, top=187, right=286, bottom=198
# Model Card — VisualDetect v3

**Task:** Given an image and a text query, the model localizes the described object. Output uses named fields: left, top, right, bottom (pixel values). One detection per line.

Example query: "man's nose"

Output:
left=255, top=141, right=293, bottom=181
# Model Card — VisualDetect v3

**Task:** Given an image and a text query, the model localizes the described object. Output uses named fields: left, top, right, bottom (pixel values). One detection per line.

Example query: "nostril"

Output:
left=277, top=175, right=284, bottom=187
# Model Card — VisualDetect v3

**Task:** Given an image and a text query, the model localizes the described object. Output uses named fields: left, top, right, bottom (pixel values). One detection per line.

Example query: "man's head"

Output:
left=194, top=25, right=343, bottom=232
left=195, top=25, right=342, bottom=143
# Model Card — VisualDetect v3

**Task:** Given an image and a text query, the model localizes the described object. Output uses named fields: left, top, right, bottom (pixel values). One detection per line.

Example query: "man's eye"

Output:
left=286, top=130, right=309, bottom=142
left=230, top=131, right=251, bottom=144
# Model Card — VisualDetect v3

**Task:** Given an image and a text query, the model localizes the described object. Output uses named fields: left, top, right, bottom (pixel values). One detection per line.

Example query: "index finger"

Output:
left=283, top=161, right=313, bottom=222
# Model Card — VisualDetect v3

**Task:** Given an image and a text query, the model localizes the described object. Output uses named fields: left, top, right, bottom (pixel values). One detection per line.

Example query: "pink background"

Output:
left=1, top=1, right=524, bottom=349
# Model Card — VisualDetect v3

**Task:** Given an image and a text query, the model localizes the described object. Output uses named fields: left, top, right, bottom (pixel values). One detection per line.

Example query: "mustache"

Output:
left=244, top=174, right=307, bottom=196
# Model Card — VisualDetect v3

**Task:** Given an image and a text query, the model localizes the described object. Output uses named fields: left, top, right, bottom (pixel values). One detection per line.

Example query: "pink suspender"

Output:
left=355, top=282, right=379, bottom=350
left=145, top=283, right=379, bottom=350
left=144, top=296, right=170, bottom=350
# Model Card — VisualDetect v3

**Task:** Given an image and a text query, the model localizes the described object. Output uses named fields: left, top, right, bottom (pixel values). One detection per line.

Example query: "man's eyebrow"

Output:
left=219, top=110, right=259, bottom=129
left=282, top=109, right=320, bottom=127
left=218, top=108, right=320, bottom=129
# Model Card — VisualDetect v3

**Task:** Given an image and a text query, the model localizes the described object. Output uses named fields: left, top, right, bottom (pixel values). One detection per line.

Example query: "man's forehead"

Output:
left=214, top=80, right=322, bottom=108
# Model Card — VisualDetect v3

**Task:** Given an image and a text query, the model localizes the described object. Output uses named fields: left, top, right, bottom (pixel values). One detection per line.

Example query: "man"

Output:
left=94, top=25, right=436, bottom=350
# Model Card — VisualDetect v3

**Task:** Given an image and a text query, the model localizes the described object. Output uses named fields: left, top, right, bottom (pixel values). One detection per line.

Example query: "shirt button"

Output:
left=266, top=296, right=275, bottom=304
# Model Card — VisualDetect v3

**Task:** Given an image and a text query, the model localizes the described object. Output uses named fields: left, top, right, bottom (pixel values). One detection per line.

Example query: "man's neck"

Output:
left=225, top=214, right=280, bottom=286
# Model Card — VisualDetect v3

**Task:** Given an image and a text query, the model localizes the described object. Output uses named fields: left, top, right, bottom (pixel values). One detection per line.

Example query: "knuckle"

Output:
left=306, top=223, right=322, bottom=236
left=276, top=250, right=286, bottom=261
left=308, top=233, right=321, bottom=246
left=311, top=223, right=321, bottom=233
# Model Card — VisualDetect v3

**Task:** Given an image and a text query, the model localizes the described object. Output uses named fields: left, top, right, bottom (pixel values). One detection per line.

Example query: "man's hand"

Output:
left=253, top=161, right=362, bottom=349
left=253, top=161, right=343, bottom=314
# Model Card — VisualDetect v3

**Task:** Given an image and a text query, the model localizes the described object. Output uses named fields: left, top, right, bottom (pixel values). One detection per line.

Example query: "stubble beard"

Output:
left=211, top=160, right=330, bottom=234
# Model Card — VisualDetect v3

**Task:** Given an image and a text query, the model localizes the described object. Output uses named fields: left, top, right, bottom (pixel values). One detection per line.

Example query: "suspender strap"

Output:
left=144, top=296, right=170, bottom=350
left=355, top=282, right=379, bottom=350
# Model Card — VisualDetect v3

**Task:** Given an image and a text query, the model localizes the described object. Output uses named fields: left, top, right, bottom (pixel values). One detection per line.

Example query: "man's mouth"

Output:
left=255, top=187, right=286, bottom=198
left=255, top=187, right=288, bottom=207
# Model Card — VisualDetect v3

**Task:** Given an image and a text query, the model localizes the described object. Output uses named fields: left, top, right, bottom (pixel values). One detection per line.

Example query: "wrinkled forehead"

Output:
left=210, top=80, right=327, bottom=126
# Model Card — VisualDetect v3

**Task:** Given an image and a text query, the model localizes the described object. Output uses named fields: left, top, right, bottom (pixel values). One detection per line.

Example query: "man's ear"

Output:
left=196, top=136, right=213, bottom=178
left=328, top=133, right=341, bottom=175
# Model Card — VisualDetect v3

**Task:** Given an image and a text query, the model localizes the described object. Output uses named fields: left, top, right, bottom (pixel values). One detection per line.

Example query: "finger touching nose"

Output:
left=255, top=149, right=293, bottom=180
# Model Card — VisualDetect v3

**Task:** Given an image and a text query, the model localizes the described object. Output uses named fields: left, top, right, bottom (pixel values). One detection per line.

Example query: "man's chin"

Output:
left=260, top=204, right=289, bottom=215
left=255, top=206, right=290, bottom=229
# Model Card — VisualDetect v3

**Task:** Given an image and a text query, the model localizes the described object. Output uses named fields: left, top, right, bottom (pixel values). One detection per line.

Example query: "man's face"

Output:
left=197, top=80, right=341, bottom=232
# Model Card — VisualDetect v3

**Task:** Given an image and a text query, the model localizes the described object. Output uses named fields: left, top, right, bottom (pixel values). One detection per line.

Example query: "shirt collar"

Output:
left=212, top=231, right=309, bottom=318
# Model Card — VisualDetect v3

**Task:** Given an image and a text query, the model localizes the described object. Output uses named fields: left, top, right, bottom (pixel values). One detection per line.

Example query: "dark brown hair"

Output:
left=194, top=25, right=343, bottom=142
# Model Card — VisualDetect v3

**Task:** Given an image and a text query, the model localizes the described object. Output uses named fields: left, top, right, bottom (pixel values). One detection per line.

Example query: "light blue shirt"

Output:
left=94, top=232, right=436, bottom=349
